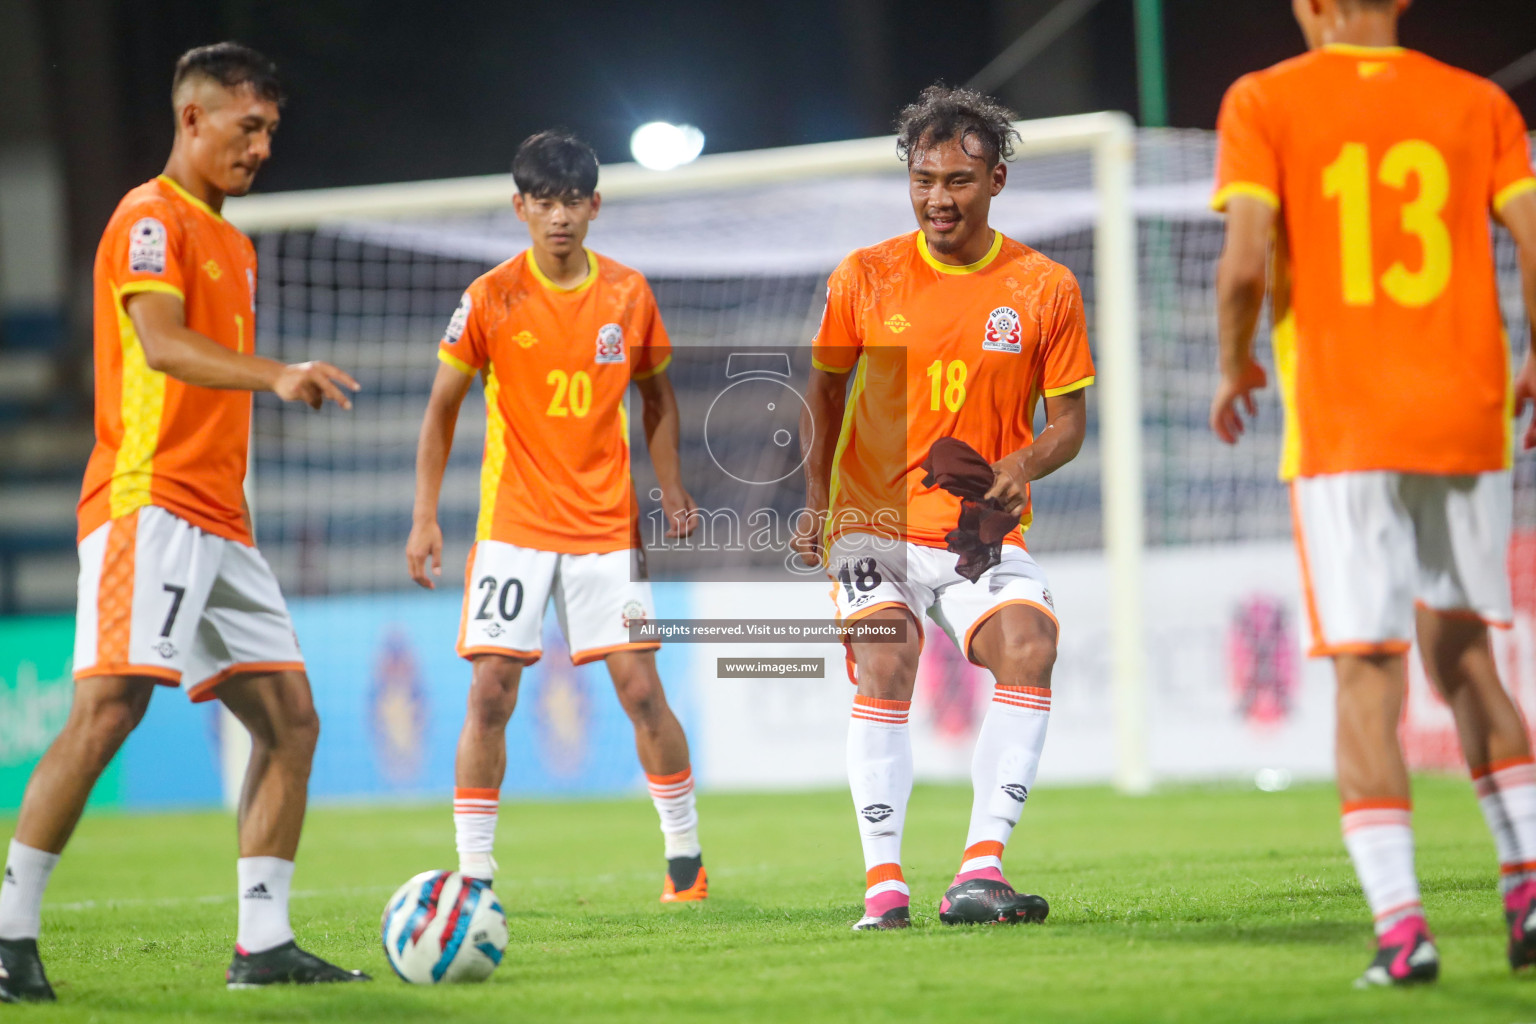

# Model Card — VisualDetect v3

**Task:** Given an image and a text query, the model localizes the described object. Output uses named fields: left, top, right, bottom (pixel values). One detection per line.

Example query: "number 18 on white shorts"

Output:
left=456, top=541, right=660, bottom=666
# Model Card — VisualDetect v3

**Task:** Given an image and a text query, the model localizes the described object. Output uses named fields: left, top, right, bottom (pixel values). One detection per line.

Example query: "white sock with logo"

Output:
left=0, top=840, right=60, bottom=941
left=959, top=685, right=1051, bottom=878
left=848, top=694, right=913, bottom=906
left=236, top=856, right=295, bottom=954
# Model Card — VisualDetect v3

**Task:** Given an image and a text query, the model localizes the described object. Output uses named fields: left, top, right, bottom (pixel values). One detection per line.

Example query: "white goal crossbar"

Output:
left=225, top=111, right=1150, bottom=795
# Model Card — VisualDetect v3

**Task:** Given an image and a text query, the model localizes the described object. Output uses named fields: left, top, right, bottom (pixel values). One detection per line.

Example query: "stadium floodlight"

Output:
left=629, top=122, right=705, bottom=171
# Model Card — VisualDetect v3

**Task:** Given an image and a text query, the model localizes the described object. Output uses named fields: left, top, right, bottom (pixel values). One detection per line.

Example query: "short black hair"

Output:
left=895, top=84, right=1020, bottom=167
left=512, top=131, right=600, bottom=199
left=172, top=42, right=283, bottom=106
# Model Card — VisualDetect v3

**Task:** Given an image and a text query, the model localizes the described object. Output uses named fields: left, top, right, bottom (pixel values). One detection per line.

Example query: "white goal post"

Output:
left=224, top=112, right=1150, bottom=795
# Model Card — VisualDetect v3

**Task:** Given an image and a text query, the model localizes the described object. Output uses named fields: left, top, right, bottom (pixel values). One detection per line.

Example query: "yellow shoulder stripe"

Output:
left=1043, top=375, right=1095, bottom=398
left=1495, top=178, right=1536, bottom=215
left=438, top=347, right=478, bottom=377
left=811, top=356, right=854, bottom=374
left=118, top=280, right=185, bottom=301
left=631, top=353, right=672, bottom=381
left=1211, top=182, right=1280, bottom=213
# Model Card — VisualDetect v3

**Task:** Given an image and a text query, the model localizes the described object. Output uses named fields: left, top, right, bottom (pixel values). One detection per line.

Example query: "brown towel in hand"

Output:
left=919, top=437, right=1019, bottom=582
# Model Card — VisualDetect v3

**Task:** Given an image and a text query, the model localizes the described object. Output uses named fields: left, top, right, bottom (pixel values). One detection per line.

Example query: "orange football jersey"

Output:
left=1214, top=45, right=1536, bottom=479
left=79, top=175, right=259, bottom=544
left=812, top=230, right=1095, bottom=550
left=439, top=250, right=671, bottom=553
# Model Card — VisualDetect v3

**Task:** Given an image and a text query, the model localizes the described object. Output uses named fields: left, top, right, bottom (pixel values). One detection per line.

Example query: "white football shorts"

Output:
left=826, top=533, right=1057, bottom=677
left=74, top=506, right=304, bottom=701
left=456, top=541, right=659, bottom=665
left=1290, top=471, right=1513, bottom=657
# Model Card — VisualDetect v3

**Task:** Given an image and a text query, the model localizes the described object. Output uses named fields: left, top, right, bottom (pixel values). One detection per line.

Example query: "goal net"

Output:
left=224, top=118, right=1535, bottom=793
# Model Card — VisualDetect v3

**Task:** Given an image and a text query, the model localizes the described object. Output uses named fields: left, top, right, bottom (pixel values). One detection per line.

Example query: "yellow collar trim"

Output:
left=1322, top=43, right=1406, bottom=57
left=156, top=174, right=222, bottom=220
left=526, top=249, right=599, bottom=295
left=916, top=229, right=1003, bottom=275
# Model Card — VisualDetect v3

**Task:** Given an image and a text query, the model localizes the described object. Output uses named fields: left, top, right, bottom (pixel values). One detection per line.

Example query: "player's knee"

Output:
left=467, top=657, right=522, bottom=729
left=614, top=673, right=668, bottom=726
left=991, top=632, right=1057, bottom=689
left=263, top=686, right=320, bottom=759
left=854, top=642, right=921, bottom=696
left=73, top=693, right=148, bottom=763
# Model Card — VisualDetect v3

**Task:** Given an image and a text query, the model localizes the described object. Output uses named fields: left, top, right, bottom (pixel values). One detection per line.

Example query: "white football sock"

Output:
left=1473, top=758, right=1536, bottom=894
left=454, top=787, right=499, bottom=880
left=848, top=694, right=912, bottom=901
left=961, top=685, right=1051, bottom=875
left=0, top=839, right=60, bottom=941
left=647, top=768, right=702, bottom=859
left=1341, top=801, right=1422, bottom=936
left=236, top=856, right=295, bottom=954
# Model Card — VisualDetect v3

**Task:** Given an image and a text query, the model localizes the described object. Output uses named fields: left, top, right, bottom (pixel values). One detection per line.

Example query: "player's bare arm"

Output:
left=1500, top=191, right=1536, bottom=450
left=634, top=369, right=698, bottom=538
left=986, top=389, right=1087, bottom=516
left=794, top=365, right=851, bottom=565
left=407, top=360, right=474, bottom=588
left=1210, top=194, right=1276, bottom=444
left=125, top=291, right=358, bottom=410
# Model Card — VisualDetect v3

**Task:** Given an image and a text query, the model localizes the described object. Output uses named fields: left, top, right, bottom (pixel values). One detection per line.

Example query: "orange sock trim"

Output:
left=1471, top=755, right=1536, bottom=781
left=963, top=840, right=1005, bottom=861
left=1340, top=798, right=1411, bottom=814
left=645, top=768, right=693, bottom=787
left=994, top=685, right=1051, bottom=698
left=1373, top=898, right=1424, bottom=922
left=1501, top=860, right=1536, bottom=876
left=865, top=863, right=904, bottom=888
left=853, top=695, right=911, bottom=711
left=454, top=787, right=499, bottom=800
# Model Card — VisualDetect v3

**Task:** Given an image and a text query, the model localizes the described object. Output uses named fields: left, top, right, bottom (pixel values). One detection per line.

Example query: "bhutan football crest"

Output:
left=595, top=323, right=625, bottom=364
left=982, top=306, right=1022, bottom=354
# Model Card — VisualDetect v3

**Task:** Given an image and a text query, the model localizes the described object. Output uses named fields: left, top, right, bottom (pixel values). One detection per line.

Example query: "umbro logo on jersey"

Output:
left=884, top=314, right=911, bottom=334
left=982, top=306, right=1022, bottom=353
left=595, top=323, right=625, bottom=364
left=513, top=330, right=539, bottom=349
left=1358, top=61, right=1390, bottom=79
left=243, top=883, right=273, bottom=900
left=861, top=803, right=894, bottom=823
left=1001, top=783, right=1028, bottom=803
left=203, top=260, right=223, bottom=280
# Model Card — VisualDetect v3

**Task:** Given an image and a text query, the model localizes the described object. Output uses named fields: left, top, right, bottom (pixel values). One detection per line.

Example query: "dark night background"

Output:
left=20, top=0, right=1536, bottom=268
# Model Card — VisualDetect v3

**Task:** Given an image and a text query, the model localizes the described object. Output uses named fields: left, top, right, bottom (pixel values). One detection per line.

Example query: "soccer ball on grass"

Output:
left=381, top=870, right=507, bottom=984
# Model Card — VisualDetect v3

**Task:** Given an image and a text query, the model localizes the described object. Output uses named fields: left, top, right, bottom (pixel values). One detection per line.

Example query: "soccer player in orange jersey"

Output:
left=0, top=45, right=369, bottom=1001
left=407, top=131, right=707, bottom=903
left=1211, top=0, right=1536, bottom=986
left=798, top=86, right=1094, bottom=930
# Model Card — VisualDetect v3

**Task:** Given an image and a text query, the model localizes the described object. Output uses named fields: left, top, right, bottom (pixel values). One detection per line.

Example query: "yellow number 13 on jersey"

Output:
left=1322, top=139, right=1452, bottom=308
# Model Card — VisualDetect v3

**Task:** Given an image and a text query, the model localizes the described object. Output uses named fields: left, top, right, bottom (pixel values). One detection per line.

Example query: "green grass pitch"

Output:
left=2, top=776, right=1532, bottom=1022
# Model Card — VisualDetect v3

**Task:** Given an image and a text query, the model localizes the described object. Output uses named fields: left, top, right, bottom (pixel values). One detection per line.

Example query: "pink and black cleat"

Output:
left=1355, top=915, right=1439, bottom=988
left=938, top=868, right=1048, bottom=926
left=1505, top=880, right=1536, bottom=970
left=852, top=889, right=911, bottom=931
